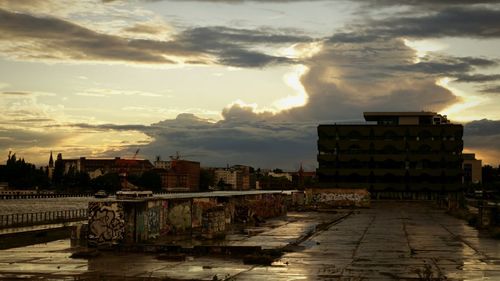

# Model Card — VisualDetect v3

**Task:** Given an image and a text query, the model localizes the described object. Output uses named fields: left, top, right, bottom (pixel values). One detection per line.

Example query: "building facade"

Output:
left=52, top=155, right=153, bottom=179
left=463, top=153, right=482, bottom=184
left=157, top=160, right=200, bottom=192
left=317, top=112, right=464, bottom=199
left=213, top=165, right=251, bottom=190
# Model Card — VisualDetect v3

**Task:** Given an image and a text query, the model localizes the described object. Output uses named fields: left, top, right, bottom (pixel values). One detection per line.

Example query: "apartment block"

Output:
left=317, top=112, right=463, bottom=199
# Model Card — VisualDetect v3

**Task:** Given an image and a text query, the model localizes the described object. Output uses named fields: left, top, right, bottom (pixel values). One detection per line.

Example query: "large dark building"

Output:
left=317, top=112, right=463, bottom=199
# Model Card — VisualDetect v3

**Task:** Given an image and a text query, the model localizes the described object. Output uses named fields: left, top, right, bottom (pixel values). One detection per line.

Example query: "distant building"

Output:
left=157, top=160, right=200, bottom=192
left=213, top=165, right=251, bottom=190
left=52, top=154, right=153, bottom=179
left=463, top=153, right=482, bottom=184
left=48, top=151, right=54, bottom=179
left=317, top=112, right=463, bottom=199
left=291, top=165, right=316, bottom=188
left=153, top=156, right=171, bottom=169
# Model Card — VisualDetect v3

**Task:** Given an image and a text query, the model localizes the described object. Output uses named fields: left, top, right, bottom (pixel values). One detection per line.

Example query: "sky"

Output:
left=1, top=0, right=500, bottom=170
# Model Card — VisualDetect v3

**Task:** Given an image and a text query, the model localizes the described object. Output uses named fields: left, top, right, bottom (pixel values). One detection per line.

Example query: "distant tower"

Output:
left=49, top=151, right=54, bottom=168
left=48, top=151, right=54, bottom=179
left=298, top=163, right=304, bottom=188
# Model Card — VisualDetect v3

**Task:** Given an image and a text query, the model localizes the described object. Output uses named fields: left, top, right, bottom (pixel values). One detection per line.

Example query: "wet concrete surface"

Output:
left=0, top=221, right=85, bottom=235
left=0, top=202, right=499, bottom=280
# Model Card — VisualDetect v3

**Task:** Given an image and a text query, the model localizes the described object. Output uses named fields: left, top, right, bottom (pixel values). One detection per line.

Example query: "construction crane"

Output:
left=131, top=148, right=140, bottom=160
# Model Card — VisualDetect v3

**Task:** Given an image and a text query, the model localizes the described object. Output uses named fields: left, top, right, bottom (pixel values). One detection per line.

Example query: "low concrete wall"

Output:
left=87, top=191, right=295, bottom=247
left=201, top=206, right=226, bottom=239
left=306, top=188, right=370, bottom=208
left=88, top=201, right=125, bottom=246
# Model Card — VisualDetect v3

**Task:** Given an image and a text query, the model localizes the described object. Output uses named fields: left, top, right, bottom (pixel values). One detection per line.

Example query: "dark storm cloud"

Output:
left=480, top=85, right=500, bottom=94
left=463, top=119, right=500, bottom=163
left=218, top=49, right=293, bottom=67
left=60, top=113, right=316, bottom=169
left=454, top=74, right=500, bottom=83
left=142, top=114, right=317, bottom=169
left=372, top=7, right=500, bottom=39
left=172, top=26, right=307, bottom=67
left=0, top=8, right=308, bottom=67
left=353, top=0, right=500, bottom=7
left=465, top=119, right=500, bottom=136
left=266, top=38, right=462, bottom=122
left=389, top=57, right=498, bottom=75
left=0, top=8, right=176, bottom=63
left=178, top=26, right=311, bottom=46
left=52, top=123, right=152, bottom=132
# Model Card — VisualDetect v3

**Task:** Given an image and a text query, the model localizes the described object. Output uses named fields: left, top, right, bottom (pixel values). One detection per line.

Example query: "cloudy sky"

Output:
left=1, top=0, right=500, bottom=170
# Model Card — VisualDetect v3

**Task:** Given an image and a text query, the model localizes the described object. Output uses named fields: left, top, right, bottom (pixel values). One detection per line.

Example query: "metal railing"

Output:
left=0, top=193, right=93, bottom=200
left=0, top=209, right=88, bottom=229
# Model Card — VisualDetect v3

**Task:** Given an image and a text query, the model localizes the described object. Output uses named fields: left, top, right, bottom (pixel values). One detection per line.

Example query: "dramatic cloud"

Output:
left=0, top=8, right=310, bottom=67
left=465, top=119, right=500, bottom=136
left=464, top=119, right=500, bottom=165
left=454, top=74, right=500, bottom=83
left=141, top=114, right=317, bottom=169
left=480, top=85, right=500, bottom=94
left=388, top=56, right=497, bottom=75
left=2, top=0, right=500, bottom=168
left=371, top=7, right=500, bottom=39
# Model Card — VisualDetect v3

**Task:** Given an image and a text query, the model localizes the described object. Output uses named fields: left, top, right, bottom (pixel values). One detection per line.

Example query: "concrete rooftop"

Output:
left=0, top=202, right=499, bottom=280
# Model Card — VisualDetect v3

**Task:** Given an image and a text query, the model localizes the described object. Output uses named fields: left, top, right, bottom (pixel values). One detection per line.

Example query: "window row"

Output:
left=318, top=175, right=462, bottom=184
left=318, top=160, right=462, bottom=169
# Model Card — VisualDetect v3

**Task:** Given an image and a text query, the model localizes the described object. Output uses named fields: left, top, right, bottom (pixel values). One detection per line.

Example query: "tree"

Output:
left=90, top=173, right=121, bottom=193
left=137, top=171, right=162, bottom=192
left=63, top=168, right=91, bottom=192
left=2, top=152, right=50, bottom=189
left=199, top=169, right=215, bottom=191
left=52, top=153, right=64, bottom=186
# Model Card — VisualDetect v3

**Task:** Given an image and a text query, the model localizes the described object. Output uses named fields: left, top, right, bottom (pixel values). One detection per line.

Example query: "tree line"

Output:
left=0, top=152, right=162, bottom=193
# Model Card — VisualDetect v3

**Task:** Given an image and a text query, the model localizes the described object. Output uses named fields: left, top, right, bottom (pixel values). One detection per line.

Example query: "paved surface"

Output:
left=0, top=202, right=499, bottom=280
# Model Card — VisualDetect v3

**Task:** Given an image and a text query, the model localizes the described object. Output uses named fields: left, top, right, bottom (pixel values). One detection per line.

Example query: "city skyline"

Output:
left=1, top=0, right=500, bottom=169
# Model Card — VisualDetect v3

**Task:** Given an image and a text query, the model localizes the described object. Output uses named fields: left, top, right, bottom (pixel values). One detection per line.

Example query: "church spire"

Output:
left=49, top=151, right=54, bottom=168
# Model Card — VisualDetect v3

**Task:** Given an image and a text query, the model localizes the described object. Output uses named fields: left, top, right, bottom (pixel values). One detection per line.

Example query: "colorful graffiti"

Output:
left=201, top=206, right=226, bottom=239
left=147, top=207, right=160, bottom=239
left=308, top=188, right=370, bottom=208
left=167, top=200, right=191, bottom=234
left=88, top=202, right=125, bottom=245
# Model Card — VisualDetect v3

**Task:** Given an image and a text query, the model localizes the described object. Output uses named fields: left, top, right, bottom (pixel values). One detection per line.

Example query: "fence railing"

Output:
left=0, top=209, right=88, bottom=229
left=0, top=193, right=93, bottom=200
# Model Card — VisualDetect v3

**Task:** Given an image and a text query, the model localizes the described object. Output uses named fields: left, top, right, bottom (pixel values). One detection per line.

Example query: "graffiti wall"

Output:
left=166, top=199, right=191, bottom=234
left=87, top=191, right=294, bottom=246
left=201, top=206, right=226, bottom=239
left=307, top=188, right=370, bottom=208
left=232, top=194, right=287, bottom=223
left=88, top=202, right=125, bottom=246
left=192, top=198, right=218, bottom=229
